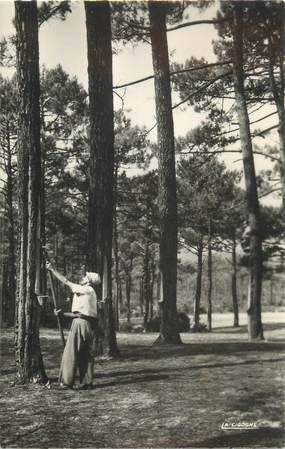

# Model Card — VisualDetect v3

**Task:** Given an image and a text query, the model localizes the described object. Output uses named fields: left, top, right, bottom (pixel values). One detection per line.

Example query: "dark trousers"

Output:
left=59, top=318, right=95, bottom=387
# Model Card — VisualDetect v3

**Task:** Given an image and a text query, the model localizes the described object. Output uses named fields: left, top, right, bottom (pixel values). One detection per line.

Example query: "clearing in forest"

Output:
left=0, top=312, right=284, bottom=448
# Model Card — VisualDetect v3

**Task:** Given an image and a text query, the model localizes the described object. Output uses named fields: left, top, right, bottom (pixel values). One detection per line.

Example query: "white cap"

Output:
left=86, top=271, right=101, bottom=285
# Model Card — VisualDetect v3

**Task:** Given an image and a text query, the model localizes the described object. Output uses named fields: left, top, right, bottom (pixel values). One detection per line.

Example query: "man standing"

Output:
left=46, top=263, right=101, bottom=389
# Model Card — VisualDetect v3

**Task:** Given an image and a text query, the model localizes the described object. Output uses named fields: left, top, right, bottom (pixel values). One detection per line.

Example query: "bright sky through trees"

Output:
left=0, top=1, right=280, bottom=205
left=0, top=1, right=217, bottom=136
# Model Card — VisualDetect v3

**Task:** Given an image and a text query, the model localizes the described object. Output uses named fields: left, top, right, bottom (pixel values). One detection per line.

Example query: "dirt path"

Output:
left=0, top=314, right=284, bottom=448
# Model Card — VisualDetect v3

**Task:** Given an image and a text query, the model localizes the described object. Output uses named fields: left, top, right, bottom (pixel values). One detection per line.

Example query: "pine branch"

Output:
left=172, top=70, right=233, bottom=110
left=113, top=60, right=232, bottom=90
left=167, top=18, right=231, bottom=32
left=180, top=148, right=280, bottom=162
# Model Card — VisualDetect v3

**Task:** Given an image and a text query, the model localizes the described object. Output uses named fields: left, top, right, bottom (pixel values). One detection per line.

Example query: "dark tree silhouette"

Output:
left=85, top=0, right=119, bottom=356
left=14, top=0, right=47, bottom=382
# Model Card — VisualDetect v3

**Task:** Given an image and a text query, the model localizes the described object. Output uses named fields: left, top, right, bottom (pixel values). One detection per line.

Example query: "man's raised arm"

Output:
left=46, top=262, right=69, bottom=285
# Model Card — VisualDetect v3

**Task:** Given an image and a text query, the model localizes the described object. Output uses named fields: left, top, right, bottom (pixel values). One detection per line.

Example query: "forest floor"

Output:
left=0, top=312, right=285, bottom=449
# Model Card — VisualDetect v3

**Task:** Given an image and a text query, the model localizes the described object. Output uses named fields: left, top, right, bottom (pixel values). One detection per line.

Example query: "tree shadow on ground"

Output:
left=191, top=427, right=284, bottom=447
left=121, top=341, right=285, bottom=361
left=1, top=339, right=285, bottom=380
left=19, top=353, right=285, bottom=388
left=97, top=356, right=285, bottom=377
left=45, top=373, right=170, bottom=389
left=214, top=322, right=285, bottom=333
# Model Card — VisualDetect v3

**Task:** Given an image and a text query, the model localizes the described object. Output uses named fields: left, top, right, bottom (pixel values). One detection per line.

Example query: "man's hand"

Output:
left=46, top=262, right=52, bottom=271
left=54, top=308, right=63, bottom=317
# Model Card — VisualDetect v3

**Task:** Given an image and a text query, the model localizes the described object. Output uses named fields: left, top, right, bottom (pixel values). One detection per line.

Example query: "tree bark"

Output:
left=231, top=231, right=239, bottom=327
left=125, top=275, right=131, bottom=324
left=5, top=124, right=16, bottom=327
left=267, top=32, right=285, bottom=213
left=193, top=239, right=203, bottom=332
left=139, top=276, right=144, bottom=317
left=143, top=240, right=150, bottom=327
left=150, top=259, right=156, bottom=320
left=149, top=1, right=180, bottom=344
left=232, top=3, right=263, bottom=340
left=14, top=0, right=47, bottom=382
left=85, top=1, right=119, bottom=356
left=207, top=224, right=212, bottom=332
left=113, top=162, right=120, bottom=330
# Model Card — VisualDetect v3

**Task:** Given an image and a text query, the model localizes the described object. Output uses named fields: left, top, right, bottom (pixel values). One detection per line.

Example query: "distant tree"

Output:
left=177, top=151, right=240, bottom=330
left=40, top=65, right=89, bottom=282
left=0, top=76, right=17, bottom=326
left=113, top=111, right=151, bottom=325
left=116, top=171, right=159, bottom=325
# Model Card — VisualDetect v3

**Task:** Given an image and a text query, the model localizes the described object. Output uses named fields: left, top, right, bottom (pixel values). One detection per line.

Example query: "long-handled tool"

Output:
left=43, top=246, right=66, bottom=348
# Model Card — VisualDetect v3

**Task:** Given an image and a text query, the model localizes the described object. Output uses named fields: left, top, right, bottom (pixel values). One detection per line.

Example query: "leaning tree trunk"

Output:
left=232, top=3, right=263, bottom=340
left=231, top=230, right=239, bottom=327
left=14, top=0, right=47, bottom=382
left=193, top=238, right=203, bottom=332
left=85, top=0, right=119, bottom=356
left=149, top=1, right=180, bottom=344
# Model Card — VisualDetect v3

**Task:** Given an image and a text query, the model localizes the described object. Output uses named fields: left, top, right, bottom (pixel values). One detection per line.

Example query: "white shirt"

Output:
left=67, top=281, right=98, bottom=318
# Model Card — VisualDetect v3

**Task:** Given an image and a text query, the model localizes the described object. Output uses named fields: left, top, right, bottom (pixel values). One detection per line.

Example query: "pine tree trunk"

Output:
left=150, top=260, right=155, bottom=320
left=268, top=34, right=285, bottom=213
left=232, top=3, right=263, bottom=340
left=14, top=0, right=47, bottom=382
left=126, top=275, right=131, bottom=324
left=207, top=224, right=212, bottom=332
left=194, top=239, right=203, bottom=332
left=149, top=1, right=180, bottom=344
left=143, top=241, right=150, bottom=327
left=139, top=277, right=144, bottom=317
left=2, top=262, right=8, bottom=326
left=85, top=1, right=119, bottom=356
left=6, top=126, right=16, bottom=327
left=113, top=163, right=120, bottom=329
left=231, top=231, right=239, bottom=327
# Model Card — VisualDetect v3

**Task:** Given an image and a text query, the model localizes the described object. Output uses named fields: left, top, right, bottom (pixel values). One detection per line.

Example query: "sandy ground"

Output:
left=0, top=312, right=284, bottom=448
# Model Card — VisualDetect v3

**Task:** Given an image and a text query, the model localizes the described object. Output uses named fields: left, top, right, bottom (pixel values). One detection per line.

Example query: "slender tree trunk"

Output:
left=0, top=244, right=4, bottom=328
left=125, top=275, right=131, bottom=324
left=143, top=241, right=150, bottom=327
left=139, top=276, right=144, bottom=317
left=149, top=2, right=180, bottom=344
left=85, top=1, right=119, bottom=356
left=232, top=3, right=263, bottom=340
left=6, top=126, right=16, bottom=327
left=113, top=163, right=120, bottom=329
left=39, top=145, right=47, bottom=298
left=194, top=239, right=203, bottom=332
left=118, top=276, right=122, bottom=314
left=270, top=276, right=274, bottom=305
left=207, top=223, right=212, bottom=332
left=150, top=259, right=155, bottom=320
left=14, top=0, right=47, bottom=382
left=156, top=270, right=161, bottom=305
left=268, top=34, right=285, bottom=213
left=231, top=231, right=239, bottom=327
left=2, top=262, right=8, bottom=326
